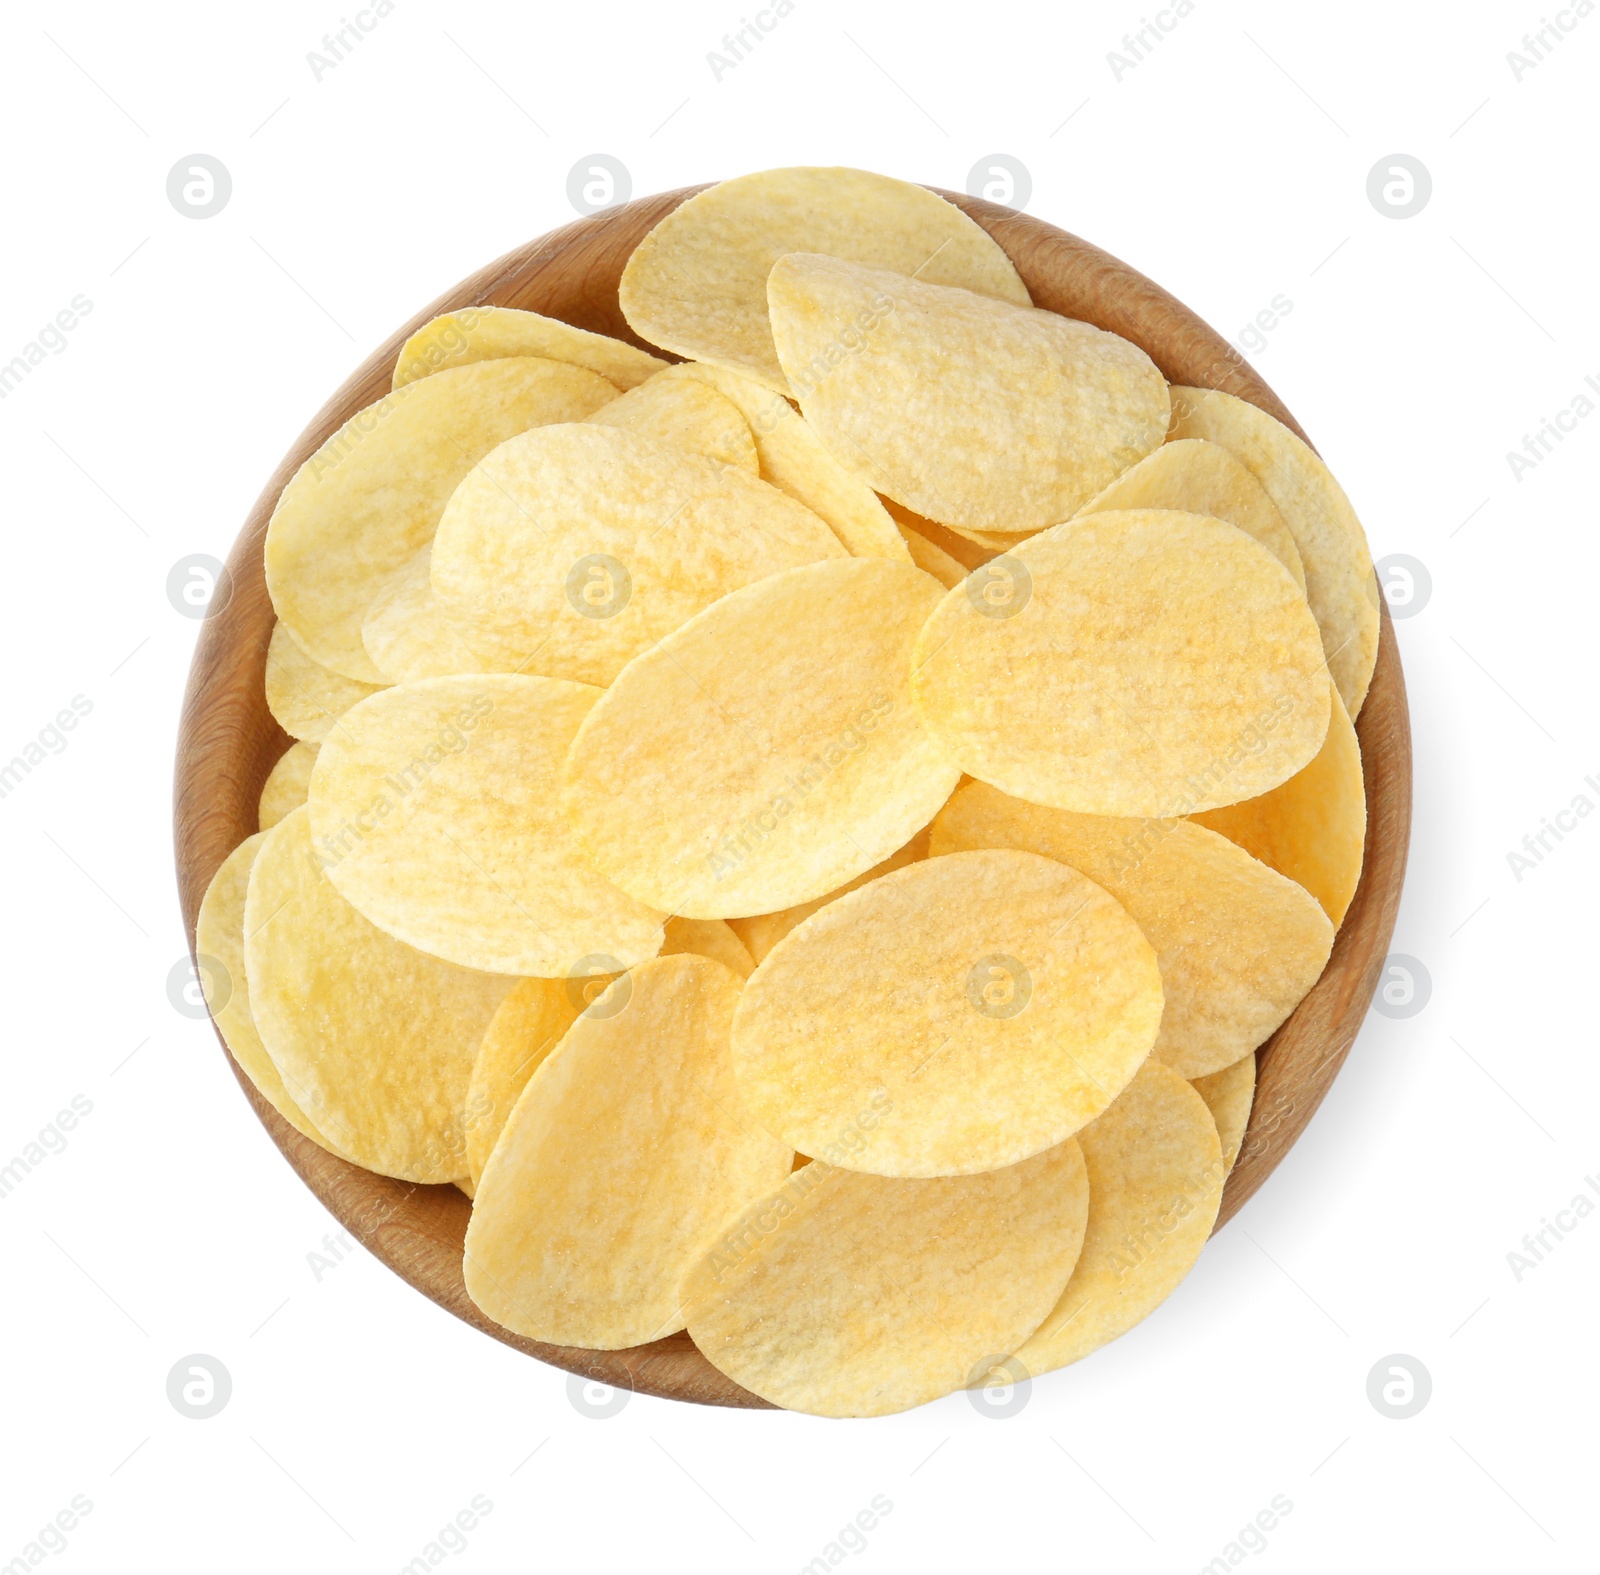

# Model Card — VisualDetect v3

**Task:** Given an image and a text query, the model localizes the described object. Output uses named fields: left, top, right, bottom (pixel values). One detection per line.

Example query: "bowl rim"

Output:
left=174, top=182, right=1411, bottom=1409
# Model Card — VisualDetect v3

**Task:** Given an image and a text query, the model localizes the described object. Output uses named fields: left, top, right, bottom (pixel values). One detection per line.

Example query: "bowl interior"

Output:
left=174, top=186, right=1410, bottom=1409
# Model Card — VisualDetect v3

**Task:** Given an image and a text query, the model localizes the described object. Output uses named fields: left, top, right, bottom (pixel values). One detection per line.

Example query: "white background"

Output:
left=1, top=0, right=1594, bottom=1570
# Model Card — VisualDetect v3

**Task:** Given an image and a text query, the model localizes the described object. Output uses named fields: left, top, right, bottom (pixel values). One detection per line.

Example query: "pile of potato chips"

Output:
left=199, top=168, right=1375, bottom=1417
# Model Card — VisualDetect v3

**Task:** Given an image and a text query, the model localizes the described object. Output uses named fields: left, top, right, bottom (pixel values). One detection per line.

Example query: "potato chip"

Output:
left=895, top=523, right=966, bottom=588
left=360, top=544, right=488, bottom=683
left=1168, top=387, right=1378, bottom=717
left=392, top=306, right=667, bottom=392
left=1193, top=682, right=1365, bottom=925
left=463, top=977, right=581, bottom=1188
left=671, top=362, right=911, bottom=561
left=940, top=521, right=1034, bottom=551
left=662, top=916, right=755, bottom=980
left=619, top=167, right=1030, bottom=395
left=1014, top=1060, right=1223, bottom=1377
left=431, top=424, right=845, bottom=685
left=585, top=368, right=758, bottom=473
left=683, top=1140, right=1088, bottom=1417
left=564, top=559, right=960, bottom=919
left=1076, top=438, right=1306, bottom=589
left=196, top=833, right=344, bottom=1153
left=309, top=675, right=664, bottom=975
left=731, top=850, right=1163, bottom=1176
left=929, top=781, right=1332, bottom=1078
left=266, top=358, right=617, bottom=681
left=258, top=740, right=319, bottom=831
left=1192, top=1053, right=1255, bottom=1175
left=768, top=254, right=1169, bottom=532
left=893, top=505, right=1028, bottom=551
left=245, top=807, right=513, bottom=1183
left=464, top=955, right=792, bottom=1348
left=881, top=498, right=996, bottom=573
left=264, top=622, right=384, bottom=742
left=726, top=827, right=929, bottom=965
left=911, top=510, right=1331, bottom=816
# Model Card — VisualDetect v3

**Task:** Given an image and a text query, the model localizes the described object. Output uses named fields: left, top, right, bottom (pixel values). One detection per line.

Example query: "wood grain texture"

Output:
left=174, top=184, right=1410, bottom=1408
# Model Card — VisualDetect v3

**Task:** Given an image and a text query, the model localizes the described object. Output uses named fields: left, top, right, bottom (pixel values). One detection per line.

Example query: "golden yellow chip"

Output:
left=585, top=367, right=758, bottom=473
left=1014, top=1060, right=1223, bottom=1377
left=264, top=622, right=384, bottom=742
left=662, top=916, right=755, bottom=980
left=619, top=167, right=1030, bottom=394
left=1192, top=1053, right=1255, bottom=1175
left=768, top=254, right=1169, bottom=532
left=1193, top=682, right=1365, bottom=925
left=726, top=827, right=930, bottom=965
left=731, top=850, right=1163, bottom=1176
left=464, top=955, right=792, bottom=1348
left=463, top=977, right=580, bottom=1188
left=392, top=305, right=667, bottom=391
left=939, top=521, right=1035, bottom=551
left=683, top=1141, right=1088, bottom=1417
left=196, top=833, right=344, bottom=1154
left=1168, top=386, right=1378, bottom=717
left=245, top=807, right=513, bottom=1182
left=258, top=740, right=319, bottom=831
left=430, top=424, right=845, bottom=684
left=895, top=523, right=966, bottom=588
left=1075, top=437, right=1306, bottom=589
left=671, top=361, right=911, bottom=561
left=929, top=781, right=1332, bottom=1078
left=911, top=510, right=1331, bottom=816
left=309, top=675, right=664, bottom=975
left=266, top=358, right=617, bottom=681
left=360, top=545, right=487, bottom=683
left=882, top=498, right=996, bottom=572
left=563, top=559, right=960, bottom=919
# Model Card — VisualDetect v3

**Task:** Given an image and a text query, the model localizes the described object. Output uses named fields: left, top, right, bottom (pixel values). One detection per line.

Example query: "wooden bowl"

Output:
left=175, top=187, right=1411, bottom=1409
